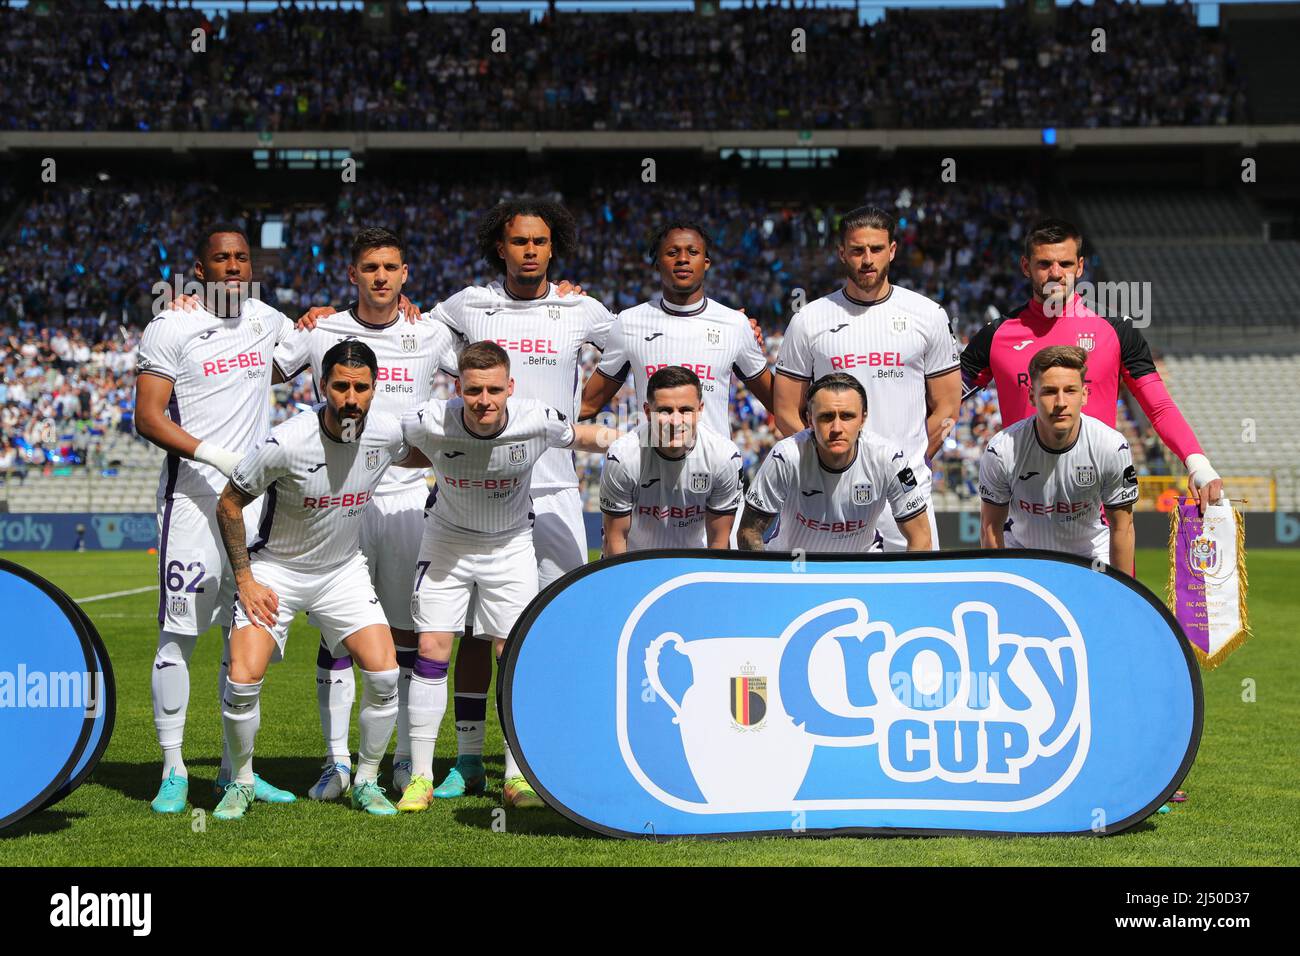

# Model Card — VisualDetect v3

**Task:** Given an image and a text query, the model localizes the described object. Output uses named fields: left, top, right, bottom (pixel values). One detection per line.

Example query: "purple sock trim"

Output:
left=413, top=655, right=449, bottom=680
left=317, top=645, right=353, bottom=671
left=454, top=694, right=488, bottom=722
left=396, top=648, right=417, bottom=670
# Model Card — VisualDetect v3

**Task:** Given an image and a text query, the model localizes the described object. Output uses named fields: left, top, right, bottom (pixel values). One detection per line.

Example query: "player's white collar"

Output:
left=841, top=285, right=894, bottom=309
left=656, top=294, right=708, bottom=317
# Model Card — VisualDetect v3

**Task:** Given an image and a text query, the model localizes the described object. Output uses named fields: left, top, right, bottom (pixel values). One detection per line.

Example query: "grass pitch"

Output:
left=1, top=548, right=1297, bottom=866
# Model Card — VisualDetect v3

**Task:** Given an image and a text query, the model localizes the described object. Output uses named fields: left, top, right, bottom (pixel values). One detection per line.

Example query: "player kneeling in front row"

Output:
left=394, top=342, right=621, bottom=811
left=601, top=366, right=743, bottom=554
left=738, top=373, right=932, bottom=552
left=212, top=340, right=433, bottom=820
left=978, top=345, right=1138, bottom=572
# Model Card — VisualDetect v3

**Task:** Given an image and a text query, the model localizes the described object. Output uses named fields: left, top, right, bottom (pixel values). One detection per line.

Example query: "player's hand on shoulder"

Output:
left=555, top=279, right=586, bottom=297
left=398, top=294, right=421, bottom=323
left=296, top=305, right=336, bottom=330
left=738, top=307, right=766, bottom=350
left=161, top=291, right=203, bottom=313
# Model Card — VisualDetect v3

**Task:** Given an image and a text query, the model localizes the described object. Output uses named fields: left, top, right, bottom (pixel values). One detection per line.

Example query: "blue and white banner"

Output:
left=0, top=513, right=156, bottom=551
left=0, top=560, right=116, bottom=829
left=502, top=551, right=1202, bottom=838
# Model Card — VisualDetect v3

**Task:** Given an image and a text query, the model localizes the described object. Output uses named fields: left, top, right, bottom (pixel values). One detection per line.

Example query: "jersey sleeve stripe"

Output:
left=774, top=367, right=812, bottom=382
left=924, top=363, right=961, bottom=379
left=137, top=368, right=176, bottom=383
left=980, top=497, right=1010, bottom=506
left=706, top=506, right=739, bottom=516
left=596, top=364, right=629, bottom=384
left=600, top=507, right=634, bottom=517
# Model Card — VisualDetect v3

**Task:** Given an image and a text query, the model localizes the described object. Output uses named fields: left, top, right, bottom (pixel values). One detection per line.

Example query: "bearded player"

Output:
left=979, top=346, right=1138, bottom=572
left=214, top=341, right=432, bottom=820
left=271, top=227, right=457, bottom=801
left=772, top=206, right=960, bottom=552
left=425, top=198, right=614, bottom=800
left=135, top=224, right=297, bottom=814
left=961, top=218, right=1222, bottom=513
left=600, top=366, right=744, bottom=554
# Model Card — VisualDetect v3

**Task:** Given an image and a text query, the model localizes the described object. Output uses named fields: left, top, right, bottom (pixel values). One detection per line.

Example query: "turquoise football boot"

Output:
left=150, top=769, right=189, bottom=814
left=432, top=756, right=487, bottom=799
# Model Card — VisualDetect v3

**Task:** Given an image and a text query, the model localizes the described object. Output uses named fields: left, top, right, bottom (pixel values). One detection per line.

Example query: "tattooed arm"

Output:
left=737, top=507, right=774, bottom=551
left=217, top=482, right=279, bottom=629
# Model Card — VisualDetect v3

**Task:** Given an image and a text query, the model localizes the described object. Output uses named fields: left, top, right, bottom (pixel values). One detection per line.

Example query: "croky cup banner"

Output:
left=0, top=559, right=115, bottom=830
left=502, top=550, right=1202, bottom=839
left=1167, top=499, right=1250, bottom=670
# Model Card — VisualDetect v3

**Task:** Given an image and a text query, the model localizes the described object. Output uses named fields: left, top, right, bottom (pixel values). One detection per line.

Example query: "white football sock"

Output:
left=503, top=740, right=522, bottom=782
left=221, top=678, right=262, bottom=787
left=316, top=641, right=355, bottom=764
left=151, top=631, right=198, bottom=779
left=394, top=646, right=416, bottom=761
left=454, top=693, right=487, bottom=758
left=356, top=667, right=400, bottom=786
left=407, top=656, right=449, bottom=780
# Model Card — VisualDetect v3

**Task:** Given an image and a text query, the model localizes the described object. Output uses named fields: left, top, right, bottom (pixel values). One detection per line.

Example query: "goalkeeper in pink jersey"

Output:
left=960, top=218, right=1223, bottom=513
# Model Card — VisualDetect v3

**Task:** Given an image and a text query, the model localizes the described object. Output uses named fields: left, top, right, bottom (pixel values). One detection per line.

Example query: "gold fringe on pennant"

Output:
left=1166, top=499, right=1252, bottom=671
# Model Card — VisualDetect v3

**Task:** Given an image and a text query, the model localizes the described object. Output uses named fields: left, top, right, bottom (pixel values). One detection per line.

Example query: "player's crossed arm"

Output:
left=135, top=371, right=242, bottom=476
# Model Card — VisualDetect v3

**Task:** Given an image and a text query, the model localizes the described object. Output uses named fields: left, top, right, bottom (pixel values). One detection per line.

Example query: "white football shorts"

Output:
left=531, top=486, right=587, bottom=588
left=411, top=528, right=538, bottom=639
left=156, top=492, right=263, bottom=635
left=233, top=550, right=388, bottom=657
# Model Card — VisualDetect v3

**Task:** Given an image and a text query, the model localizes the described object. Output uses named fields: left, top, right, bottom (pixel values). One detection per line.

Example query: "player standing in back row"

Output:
left=772, top=205, right=961, bottom=552
left=579, top=221, right=773, bottom=433
left=135, top=224, right=296, bottom=815
left=427, top=198, right=614, bottom=800
left=271, top=227, right=458, bottom=801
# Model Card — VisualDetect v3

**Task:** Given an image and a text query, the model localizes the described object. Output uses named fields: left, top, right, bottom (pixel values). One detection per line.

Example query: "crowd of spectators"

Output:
left=1, top=1, right=1245, bottom=134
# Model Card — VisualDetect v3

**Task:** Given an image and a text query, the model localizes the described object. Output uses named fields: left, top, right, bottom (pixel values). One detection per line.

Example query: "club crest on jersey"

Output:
left=249, top=316, right=264, bottom=335
left=1076, top=333, right=1096, bottom=352
left=401, top=335, right=417, bottom=353
left=690, top=472, right=711, bottom=494
left=1075, top=465, right=1097, bottom=486
left=547, top=305, right=561, bottom=322
left=365, top=449, right=381, bottom=470
left=853, top=481, right=874, bottom=505
left=707, top=327, right=721, bottom=346
left=169, top=594, right=188, bottom=617
left=891, top=316, right=909, bottom=333
left=508, top=443, right=528, bottom=465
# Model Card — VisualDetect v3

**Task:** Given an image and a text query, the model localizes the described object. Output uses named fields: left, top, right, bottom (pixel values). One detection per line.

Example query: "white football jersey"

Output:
left=431, top=280, right=613, bottom=491
left=595, top=295, right=768, bottom=436
left=775, top=285, right=960, bottom=470
left=401, top=396, right=576, bottom=543
left=230, top=407, right=409, bottom=572
left=136, top=298, right=292, bottom=500
left=978, top=414, right=1139, bottom=559
left=600, top=422, right=744, bottom=551
left=273, top=308, right=458, bottom=496
left=745, top=429, right=928, bottom=553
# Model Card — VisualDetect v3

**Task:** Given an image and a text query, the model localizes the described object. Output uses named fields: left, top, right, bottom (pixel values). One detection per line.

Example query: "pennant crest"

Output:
left=1168, top=499, right=1250, bottom=670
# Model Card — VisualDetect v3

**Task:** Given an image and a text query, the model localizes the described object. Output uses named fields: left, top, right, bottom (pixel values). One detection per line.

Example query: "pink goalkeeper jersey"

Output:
left=960, top=293, right=1202, bottom=461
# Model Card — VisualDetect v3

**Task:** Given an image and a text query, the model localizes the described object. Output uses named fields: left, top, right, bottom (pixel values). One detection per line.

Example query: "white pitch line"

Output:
left=75, top=585, right=157, bottom=604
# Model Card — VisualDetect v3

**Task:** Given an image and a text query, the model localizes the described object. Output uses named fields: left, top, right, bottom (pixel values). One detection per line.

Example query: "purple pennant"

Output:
left=1172, top=499, right=1211, bottom=656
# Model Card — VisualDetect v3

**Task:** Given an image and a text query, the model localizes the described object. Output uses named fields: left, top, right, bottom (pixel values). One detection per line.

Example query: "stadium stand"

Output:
left=0, top=1, right=1244, bottom=133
